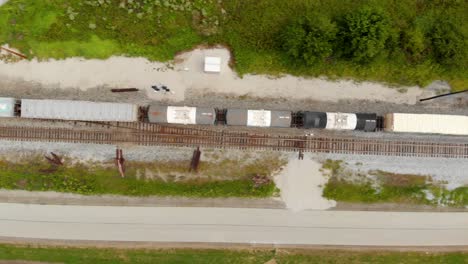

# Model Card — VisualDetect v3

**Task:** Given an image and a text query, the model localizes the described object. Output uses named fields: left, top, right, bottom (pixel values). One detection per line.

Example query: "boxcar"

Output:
left=20, top=99, right=138, bottom=122
left=226, top=109, right=291, bottom=128
left=384, top=113, right=468, bottom=135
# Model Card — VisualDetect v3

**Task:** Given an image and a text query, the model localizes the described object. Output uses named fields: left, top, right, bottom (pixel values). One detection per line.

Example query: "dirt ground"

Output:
left=0, top=47, right=431, bottom=104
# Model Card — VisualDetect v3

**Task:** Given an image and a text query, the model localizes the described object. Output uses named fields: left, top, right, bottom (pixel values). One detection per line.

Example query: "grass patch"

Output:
left=0, top=0, right=466, bottom=89
left=0, top=155, right=283, bottom=198
left=322, top=160, right=468, bottom=207
left=0, top=245, right=467, bottom=264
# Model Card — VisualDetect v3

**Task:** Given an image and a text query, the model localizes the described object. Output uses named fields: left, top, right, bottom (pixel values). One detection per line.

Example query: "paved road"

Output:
left=1, top=203, right=467, bottom=246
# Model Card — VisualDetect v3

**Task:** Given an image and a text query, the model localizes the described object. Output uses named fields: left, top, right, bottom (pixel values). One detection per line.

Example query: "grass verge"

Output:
left=0, top=154, right=283, bottom=198
left=321, top=159, right=468, bottom=207
left=0, top=245, right=467, bottom=264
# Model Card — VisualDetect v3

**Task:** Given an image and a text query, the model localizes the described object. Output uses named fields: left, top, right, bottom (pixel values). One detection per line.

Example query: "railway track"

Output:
left=1, top=126, right=468, bottom=158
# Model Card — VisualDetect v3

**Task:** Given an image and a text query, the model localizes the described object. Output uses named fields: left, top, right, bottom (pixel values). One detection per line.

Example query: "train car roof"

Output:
left=0, top=97, right=16, bottom=118
left=20, top=99, right=138, bottom=122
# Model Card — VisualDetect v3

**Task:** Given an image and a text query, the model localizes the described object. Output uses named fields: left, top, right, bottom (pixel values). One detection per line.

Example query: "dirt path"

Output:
left=274, top=154, right=336, bottom=211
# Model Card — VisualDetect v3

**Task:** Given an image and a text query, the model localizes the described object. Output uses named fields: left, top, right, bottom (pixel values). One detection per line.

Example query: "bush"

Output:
left=430, top=18, right=467, bottom=67
left=339, top=6, right=391, bottom=62
left=281, top=14, right=337, bottom=64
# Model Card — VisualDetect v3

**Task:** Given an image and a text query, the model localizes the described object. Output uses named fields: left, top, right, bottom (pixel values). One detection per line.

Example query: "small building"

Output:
left=0, top=97, right=16, bottom=117
left=204, top=56, right=221, bottom=73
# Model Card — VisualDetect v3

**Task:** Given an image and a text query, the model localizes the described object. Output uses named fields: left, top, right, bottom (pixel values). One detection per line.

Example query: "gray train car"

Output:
left=0, top=97, right=16, bottom=118
left=226, top=109, right=291, bottom=128
left=20, top=99, right=138, bottom=122
left=148, top=105, right=216, bottom=125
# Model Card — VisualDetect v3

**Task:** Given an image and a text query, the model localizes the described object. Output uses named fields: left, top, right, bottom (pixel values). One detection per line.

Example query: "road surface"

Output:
left=1, top=203, right=467, bottom=246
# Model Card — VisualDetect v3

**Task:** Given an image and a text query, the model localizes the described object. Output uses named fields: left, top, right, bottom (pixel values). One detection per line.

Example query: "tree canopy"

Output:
left=340, top=7, right=391, bottom=62
left=430, top=18, right=467, bottom=67
left=281, top=15, right=337, bottom=65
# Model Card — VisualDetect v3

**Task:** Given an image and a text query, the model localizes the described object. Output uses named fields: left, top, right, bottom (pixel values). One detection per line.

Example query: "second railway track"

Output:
left=1, top=125, right=468, bottom=158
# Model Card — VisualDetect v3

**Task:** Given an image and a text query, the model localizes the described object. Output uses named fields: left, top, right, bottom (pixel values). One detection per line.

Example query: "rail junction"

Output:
left=0, top=122, right=467, bottom=158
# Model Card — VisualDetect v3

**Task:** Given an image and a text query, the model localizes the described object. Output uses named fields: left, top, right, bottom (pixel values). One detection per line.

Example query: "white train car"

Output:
left=21, top=99, right=138, bottom=122
left=384, top=113, right=468, bottom=135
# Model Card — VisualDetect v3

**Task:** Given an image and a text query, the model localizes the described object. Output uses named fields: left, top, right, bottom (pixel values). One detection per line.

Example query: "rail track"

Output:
left=1, top=125, right=468, bottom=158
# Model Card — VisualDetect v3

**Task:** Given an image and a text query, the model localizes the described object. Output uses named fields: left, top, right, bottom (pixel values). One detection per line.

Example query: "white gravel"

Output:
left=0, top=140, right=194, bottom=162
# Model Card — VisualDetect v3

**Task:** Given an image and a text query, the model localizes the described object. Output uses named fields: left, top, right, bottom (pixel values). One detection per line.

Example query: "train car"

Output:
left=302, top=112, right=377, bottom=131
left=0, top=97, right=16, bottom=118
left=384, top=113, right=468, bottom=135
left=20, top=99, right=138, bottom=122
left=147, top=105, right=216, bottom=125
left=226, top=109, right=291, bottom=128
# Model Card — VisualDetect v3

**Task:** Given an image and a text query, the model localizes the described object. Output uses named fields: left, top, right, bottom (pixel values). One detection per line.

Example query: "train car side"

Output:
left=225, top=109, right=291, bottom=128
left=384, top=113, right=468, bottom=135
left=147, top=105, right=216, bottom=125
left=302, top=112, right=377, bottom=131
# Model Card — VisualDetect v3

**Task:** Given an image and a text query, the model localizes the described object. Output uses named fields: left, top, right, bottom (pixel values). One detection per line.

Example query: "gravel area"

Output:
left=0, top=140, right=194, bottom=162
left=274, top=153, right=336, bottom=211
left=0, top=79, right=152, bottom=105
left=0, top=140, right=285, bottom=165
left=314, top=153, right=468, bottom=189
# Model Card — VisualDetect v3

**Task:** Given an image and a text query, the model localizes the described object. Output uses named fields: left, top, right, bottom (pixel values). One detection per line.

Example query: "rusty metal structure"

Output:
left=189, top=147, right=202, bottom=172
left=0, top=125, right=468, bottom=159
left=115, top=148, right=125, bottom=178
left=111, top=88, right=139, bottom=93
left=0, top=46, right=27, bottom=59
left=44, top=152, right=63, bottom=166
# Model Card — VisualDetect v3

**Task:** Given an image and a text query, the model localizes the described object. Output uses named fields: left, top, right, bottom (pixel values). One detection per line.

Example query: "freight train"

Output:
left=1, top=97, right=468, bottom=136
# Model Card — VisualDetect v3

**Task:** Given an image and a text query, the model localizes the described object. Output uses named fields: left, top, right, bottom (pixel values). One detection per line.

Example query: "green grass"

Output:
left=0, top=0, right=466, bottom=90
left=0, top=245, right=467, bottom=264
left=0, top=157, right=280, bottom=198
left=321, top=161, right=468, bottom=207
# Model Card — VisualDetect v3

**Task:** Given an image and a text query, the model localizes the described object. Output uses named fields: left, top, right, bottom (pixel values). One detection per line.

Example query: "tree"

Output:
left=431, top=19, right=466, bottom=67
left=340, top=6, right=391, bottom=63
left=281, top=14, right=337, bottom=65
left=401, top=26, right=429, bottom=62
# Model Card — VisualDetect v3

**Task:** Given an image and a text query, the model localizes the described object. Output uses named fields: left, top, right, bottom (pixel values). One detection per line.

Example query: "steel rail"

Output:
left=0, top=126, right=467, bottom=158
